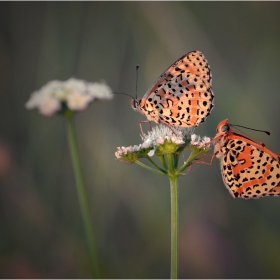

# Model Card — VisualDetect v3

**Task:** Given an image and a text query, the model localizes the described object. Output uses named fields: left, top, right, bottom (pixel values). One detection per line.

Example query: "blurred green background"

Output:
left=1, top=1, right=280, bottom=278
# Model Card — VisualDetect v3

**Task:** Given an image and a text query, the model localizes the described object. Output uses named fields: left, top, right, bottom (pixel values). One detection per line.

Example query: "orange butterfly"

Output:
left=203, top=119, right=280, bottom=199
left=131, top=51, right=214, bottom=135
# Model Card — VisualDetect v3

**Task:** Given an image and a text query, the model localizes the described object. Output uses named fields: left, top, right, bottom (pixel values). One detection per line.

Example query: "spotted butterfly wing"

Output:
left=213, top=119, right=280, bottom=199
left=131, top=51, right=214, bottom=128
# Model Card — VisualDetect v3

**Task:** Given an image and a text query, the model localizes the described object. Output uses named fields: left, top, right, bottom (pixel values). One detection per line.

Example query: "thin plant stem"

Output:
left=157, top=154, right=168, bottom=169
left=66, top=115, right=99, bottom=278
left=146, top=156, right=167, bottom=174
left=135, top=160, right=166, bottom=175
left=176, top=149, right=202, bottom=176
left=166, top=153, right=174, bottom=172
left=173, top=153, right=180, bottom=169
left=169, top=175, right=179, bottom=279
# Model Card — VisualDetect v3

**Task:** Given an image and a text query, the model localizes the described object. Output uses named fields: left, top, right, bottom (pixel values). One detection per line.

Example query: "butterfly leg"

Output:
left=192, top=152, right=217, bottom=166
left=181, top=153, right=215, bottom=175
left=181, top=164, right=194, bottom=175
left=159, top=121, right=177, bottom=135
left=139, top=120, right=152, bottom=139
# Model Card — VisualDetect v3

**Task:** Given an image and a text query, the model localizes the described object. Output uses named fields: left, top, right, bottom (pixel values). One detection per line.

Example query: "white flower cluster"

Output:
left=142, top=125, right=190, bottom=146
left=115, top=145, right=141, bottom=160
left=115, top=138, right=155, bottom=160
left=115, top=125, right=191, bottom=159
left=190, top=134, right=211, bottom=148
left=25, top=78, right=113, bottom=116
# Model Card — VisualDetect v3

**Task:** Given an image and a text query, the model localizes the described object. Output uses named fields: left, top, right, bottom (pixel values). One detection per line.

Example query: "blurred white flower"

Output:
left=88, top=82, right=113, bottom=100
left=66, top=90, right=92, bottom=111
left=25, top=78, right=113, bottom=116
left=38, top=97, right=61, bottom=116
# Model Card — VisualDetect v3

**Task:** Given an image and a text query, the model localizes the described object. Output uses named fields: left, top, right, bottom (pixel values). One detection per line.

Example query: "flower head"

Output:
left=142, top=125, right=189, bottom=146
left=190, top=134, right=211, bottom=149
left=142, top=125, right=191, bottom=155
left=115, top=144, right=152, bottom=164
left=115, top=124, right=212, bottom=165
left=115, top=125, right=193, bottom=163
left=25, top=78, right=113, bottom=116
left=115, top=124, right=212, bottom=180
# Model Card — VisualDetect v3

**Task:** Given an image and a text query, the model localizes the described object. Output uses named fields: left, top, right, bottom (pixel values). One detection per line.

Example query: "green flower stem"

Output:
left=135, top=160, right=166, bottom=175
left=166, top=153, right=175, bottom=172
left=173, top=154, right=180, bottom=169
left=157, top=154, right=168, bottom=169
left=169, top=175, right=179, bottom=279
left=176, top=149, right=205, bottom=176
left=166, top=153, right=179, bottom=279
left=146, top=156, right=167, bottom=174
left=66, top=115, right=99, bottom=278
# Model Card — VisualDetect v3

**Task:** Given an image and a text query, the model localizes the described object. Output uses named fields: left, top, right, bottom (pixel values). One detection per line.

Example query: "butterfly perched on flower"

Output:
left=130, top=51, right=214, bottom=135
left=208, top=119, right=280, bottom=199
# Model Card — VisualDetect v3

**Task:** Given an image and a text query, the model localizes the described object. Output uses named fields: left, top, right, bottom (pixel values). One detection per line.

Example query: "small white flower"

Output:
left=191, top=134, right=211, bottom=148
left=142, top=138, right=153, bottom=149
left=115, top=144, right=142, bottom=157
left=131, top=144, right=142, bottom=152
left=25, top=78, right=113, bottom=116
left=157, top=137, right=165, bottom=145
left=191, top=134, right=200, bottom=146
left=148, top=149, right=155, bottom=157
left=142, top=125, right=191, bottom=147
left=201, top=136, right=211, bottom=147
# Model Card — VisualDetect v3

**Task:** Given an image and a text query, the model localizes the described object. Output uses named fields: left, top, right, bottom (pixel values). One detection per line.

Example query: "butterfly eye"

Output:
left=130, top=99, right=139, bottom=109
left=221, top=125, right=229, bottom=132
left=133, top=99, right=139, bottom=108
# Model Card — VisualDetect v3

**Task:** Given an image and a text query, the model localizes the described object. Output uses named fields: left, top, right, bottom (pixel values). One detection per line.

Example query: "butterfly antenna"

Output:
left=112, top=91, right=135, bottom=99
left=231, top=124, right=271, bottom=136
left=112, top=65, right=140, bottom=101
left=135, top=65, right=140, bottom=100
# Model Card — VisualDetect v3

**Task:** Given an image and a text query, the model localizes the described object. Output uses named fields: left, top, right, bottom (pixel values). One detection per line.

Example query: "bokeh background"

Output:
left=1, top=1, right=280, bottom=278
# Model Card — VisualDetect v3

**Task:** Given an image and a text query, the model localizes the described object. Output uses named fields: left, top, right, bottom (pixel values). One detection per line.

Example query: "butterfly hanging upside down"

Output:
left=197, top=119, right=280, bottom=199
left=130, top=51, right=214, bottom=136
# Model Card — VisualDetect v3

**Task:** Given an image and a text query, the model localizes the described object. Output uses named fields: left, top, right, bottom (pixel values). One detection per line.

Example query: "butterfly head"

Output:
left=130, top=98, right=140, bottom=111
left=217, top=119, right=231, bottom=134
left=216, top=119, right=271, bottom=138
